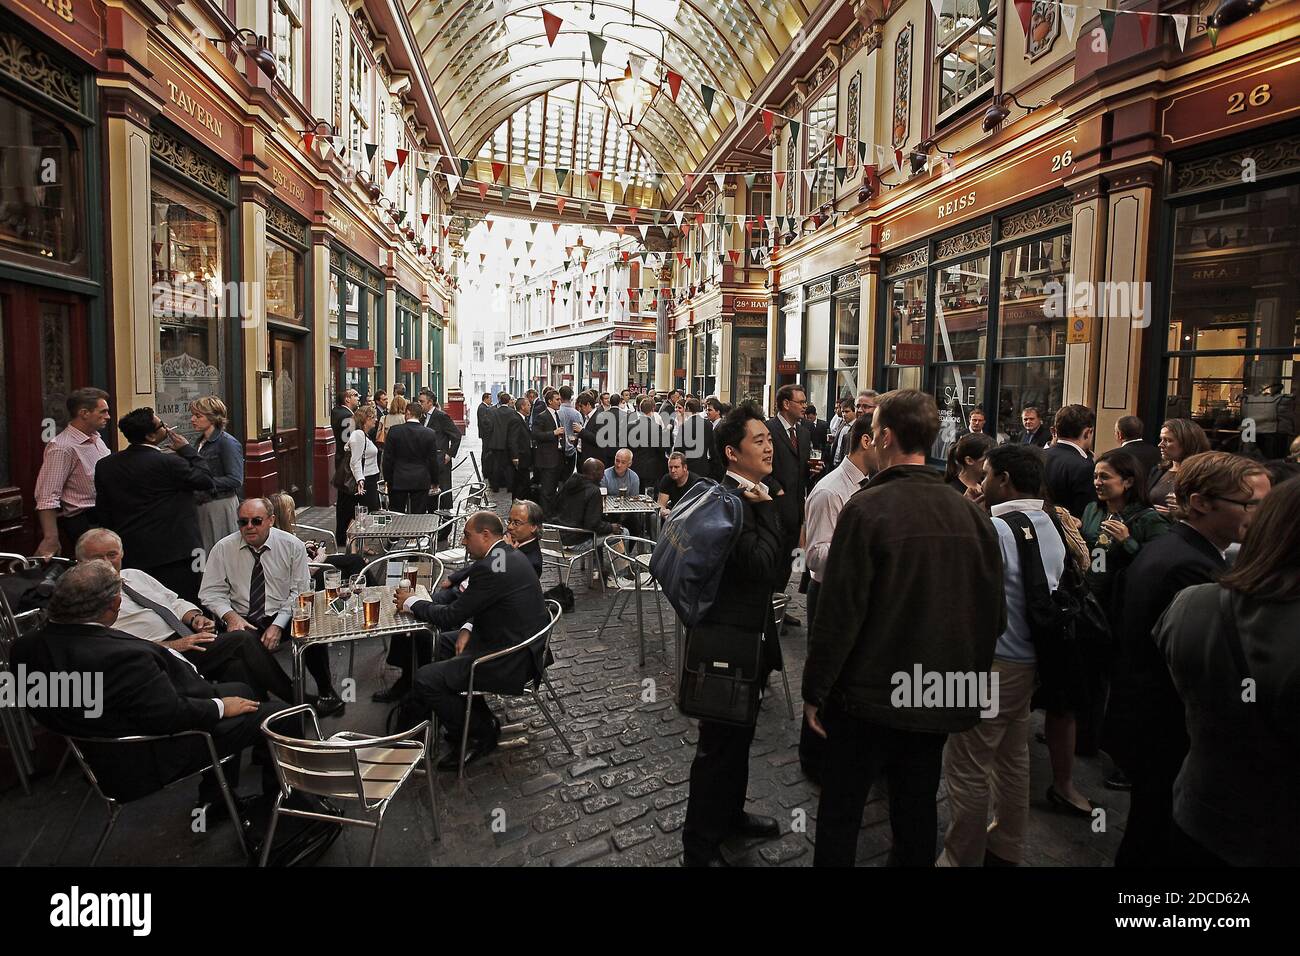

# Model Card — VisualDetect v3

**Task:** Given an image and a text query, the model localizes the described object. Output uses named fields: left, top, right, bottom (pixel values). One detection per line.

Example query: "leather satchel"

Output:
left=676, top=623, right=764, bottom=727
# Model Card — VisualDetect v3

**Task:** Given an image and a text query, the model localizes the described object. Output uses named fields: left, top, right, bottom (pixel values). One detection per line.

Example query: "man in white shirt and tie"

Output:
left=76, top=527, right=299, bottom=704
left=199, top=497, right=344, bottom=716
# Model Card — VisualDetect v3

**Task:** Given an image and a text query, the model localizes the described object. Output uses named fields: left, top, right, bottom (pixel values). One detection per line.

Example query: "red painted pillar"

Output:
left=312, top=427, right=336, bottom=506
left=243, top=438, right=279, bottom=500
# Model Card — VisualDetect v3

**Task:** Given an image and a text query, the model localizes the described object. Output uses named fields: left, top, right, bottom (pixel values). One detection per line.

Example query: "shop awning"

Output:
left=499, top=328, right=611, bottom=358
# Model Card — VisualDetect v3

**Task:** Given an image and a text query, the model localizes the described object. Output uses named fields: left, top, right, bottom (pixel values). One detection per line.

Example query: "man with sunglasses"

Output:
left=200, top=497, right=344, bottom=717
left=1105, top=451, right=1270, bottom=867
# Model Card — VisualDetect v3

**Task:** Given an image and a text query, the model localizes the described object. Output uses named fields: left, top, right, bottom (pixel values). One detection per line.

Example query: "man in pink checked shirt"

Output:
left=34, top=387, right=111, bottom=558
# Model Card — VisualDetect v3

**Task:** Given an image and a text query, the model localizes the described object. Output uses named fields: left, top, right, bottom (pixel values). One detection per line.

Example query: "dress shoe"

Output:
left=1046, top=785, right=1097, bottom=818
left=371, top=683, right=410, bottom=704
left=732, top=812, right=780, bottom=839
left=436, top=735, right=497, bottom=772
left=1104, top=769, right=1133, bottom=792
left=313, top=694, right=345, bottom=718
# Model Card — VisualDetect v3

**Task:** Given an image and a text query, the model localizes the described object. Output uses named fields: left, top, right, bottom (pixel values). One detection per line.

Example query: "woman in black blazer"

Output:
left=189, top=396, right=244, bottom=551
left=1154, top=477, right=1300, bottom=866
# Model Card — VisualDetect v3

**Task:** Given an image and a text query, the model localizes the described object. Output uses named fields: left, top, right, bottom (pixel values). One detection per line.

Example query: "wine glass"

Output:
left=336, top=575, right=353, bottom=615
left=349, top=574, right=367, bottom=622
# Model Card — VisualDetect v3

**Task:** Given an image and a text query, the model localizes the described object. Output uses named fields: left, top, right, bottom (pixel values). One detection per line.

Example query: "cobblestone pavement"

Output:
left=0, top=442, right=1129, bottom=867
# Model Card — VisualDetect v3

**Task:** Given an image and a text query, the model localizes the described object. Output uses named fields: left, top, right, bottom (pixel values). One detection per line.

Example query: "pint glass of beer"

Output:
left=291, top=605, right=311, bottom=639
left=404, top=562, right=419, bottom=590
left=363, top=587, right=382, bottom=628
left=323, top=569, right=341, bottom=602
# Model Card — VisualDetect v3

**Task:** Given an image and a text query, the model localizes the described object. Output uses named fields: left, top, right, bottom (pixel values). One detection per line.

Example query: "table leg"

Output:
left=635, top=575, right=645, bottom=667
left=292, top=641, right=306, bottom=704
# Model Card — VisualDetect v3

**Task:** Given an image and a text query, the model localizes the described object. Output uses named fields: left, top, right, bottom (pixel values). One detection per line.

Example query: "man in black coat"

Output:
left=1044, top=404, right=1096, bottom=520
left=12, top=560, right=281, bottom=809
left=682, top=402, right=788, bottom=867
left=416, top=389, right=461, bottom=511
left=531, top=390, right=565, bottom=515
left=503, top=396, right=535, bottom=503
left=1104, top=451, right=1271, bottom=867
left=1115, top=414, right=1162, bottom=479
left=330, top=388, right=359, bottom=450
left=94, top=407, right=215, bottom=604
left=630, top=397, right=670, bottom=489
left=765, top=384, right=824, bottom=622
left=393, top=511, right=550, bottom=770
left=382, top=404, right=442, bottom=514
left=477, top=392, right=499, bottom=491
left=487, top=392, right=514, bottom=491
left=578, top=400, right=620, bottom=468
left=1019, top=405, right=1052, bottom=447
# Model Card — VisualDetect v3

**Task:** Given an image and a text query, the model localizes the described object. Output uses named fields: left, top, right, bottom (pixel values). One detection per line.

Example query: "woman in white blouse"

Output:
left=335, top=403, right=382, bottom=542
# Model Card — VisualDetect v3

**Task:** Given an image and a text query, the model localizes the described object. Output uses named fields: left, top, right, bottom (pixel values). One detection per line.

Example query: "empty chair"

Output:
left=597, top=534, right=668, bottom=667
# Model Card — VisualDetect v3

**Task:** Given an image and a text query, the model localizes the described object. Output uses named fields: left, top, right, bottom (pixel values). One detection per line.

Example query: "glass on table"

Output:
left=291, top=605, right=311, bottom=639
left=809, top=448, right=822, bottom=462
left=403, top=562, right=419, bottom=590
left=323, top=568, right=342, bottom=602
left=297, top=590, right=315, bottom=611
left=363, top=587, right=382, bottom=628
left=354, top=504, right=370, bottom=530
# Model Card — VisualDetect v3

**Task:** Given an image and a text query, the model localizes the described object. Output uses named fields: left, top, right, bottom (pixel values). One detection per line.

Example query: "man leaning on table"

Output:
left=199, top=497, right=344, bottom=717
left=391, top=510, right=550, bottom=770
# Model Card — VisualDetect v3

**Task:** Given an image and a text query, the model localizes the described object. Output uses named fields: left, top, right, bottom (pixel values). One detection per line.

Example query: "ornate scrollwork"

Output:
left=0, top=29, right=83, bottom=113
left=266, top=202, right=307, bottom=245
left=884, top=246, right=928, bottom=277
left=808, top=278, right=833, bottom=299
left=150, top=127, right=230, bottom=198
left=1000, top=197, right=1073, bottom=239
left=836, top=270, right=860, bottom=293
left=935, top=224, right=992, bottom=260
left=1172, top=136, right=1300, bottom=195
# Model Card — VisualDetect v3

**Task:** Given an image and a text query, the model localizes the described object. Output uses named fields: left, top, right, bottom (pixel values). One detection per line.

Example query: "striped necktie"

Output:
left=247, top=547, right=267, bottom=624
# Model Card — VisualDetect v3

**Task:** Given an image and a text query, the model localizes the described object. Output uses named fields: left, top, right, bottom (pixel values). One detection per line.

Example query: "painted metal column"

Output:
left=655, top=263, right=672, bottom=392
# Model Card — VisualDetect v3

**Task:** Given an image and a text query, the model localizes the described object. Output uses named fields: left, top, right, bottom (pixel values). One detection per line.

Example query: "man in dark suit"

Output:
left=682, top=402, right=787, bottom=866
left=477, top=392, right=499, bottom=492
left=531, top=390, right=565, bottom=514
left=1044, top=404, right=1096, bottom=520
left=330, top=388, right=359, bottom=450
left=488, top=392, right=514, bottom=491
left=94, top=407, right=215, bottom=604
left=12, top=559, right=281, bottom=814
left=578, top=397, right=620, bottom=468
left=382, top=404, right=442, bottom=514
left=1105, top=451, right=1270, bottom=867
left=1020, top=405, right=1052, bottom=447
left=630, top=397, right=670, bottom=489
left=1115, top=415, right=1161, bottom=479
left=503, top=396, right=535, bottom=503
left=503, top=499, right=545, bottom=579
left=803, top=404, right=830, bottom=458
left=765, top=384, right=824, bottom=625
left=393, top=511, right=550, bottom=770
left=416, top=389, right=461, bottom=511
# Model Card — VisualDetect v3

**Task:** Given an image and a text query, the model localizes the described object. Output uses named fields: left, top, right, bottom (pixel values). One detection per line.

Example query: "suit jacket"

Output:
left=488, top=405, right=513, bottom=452
left=672, top=415, right=712, bottom=472
left=382, top=420, right=440, bottom=492
left=421, top=409, right=460, bottom=490
left=552, top=473, right=614, bottom=538
left=1119, top=438, right=1161, bottom=479
left=629, top=413, right=669, bottom=488
left=408, top=542, right=550, bottom=691
left=1105, top=522, right=1226, bottom=775
left=578, top=408, right=619, bottom=467
left=765, top=415, right=812, bottom=544
left=13, top=620, right=225, bottom=800
left=1044, top=442, right=1095, bottom=520
left=531, top=406, right=564, bottom=470
left=448, top=538, right=543, bottom=586
left=504, top=411, right=533, bottom=471
left=476, top=402, right=497, bottom=447
left=330, top=403, right=353, bottom=450
left=1022, top=425, right=1051, bottom=448
left=95, top=444, right=214, bottom=568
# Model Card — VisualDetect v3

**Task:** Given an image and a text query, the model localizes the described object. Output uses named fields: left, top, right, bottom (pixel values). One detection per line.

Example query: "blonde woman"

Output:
left=378, top=394, right=407, bottom=446
left=335, top=403, right=381, bottom=543
left=190, top=396, right=243, bottom=550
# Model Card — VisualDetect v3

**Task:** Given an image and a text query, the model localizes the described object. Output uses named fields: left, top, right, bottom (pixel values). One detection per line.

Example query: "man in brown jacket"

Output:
left=803, top=389, right=1006, bottom=867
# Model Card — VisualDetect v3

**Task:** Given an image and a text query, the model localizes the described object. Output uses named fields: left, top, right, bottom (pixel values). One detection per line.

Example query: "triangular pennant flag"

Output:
left=365, top=143, right=378, bottom=163
left=628, top=207, right=638, bottom=223
left=526, top=241, right=533, bottom=252
left=491, top=161, right=505, bottom=183
left=446, top=173, right=460, bottom=195
left=528, top=190, right=540, bottom=209
left=672, top=210, right=684, bottom=228
left=476, top=180, right=489, bottom=200
left=588, top=33, right=606, bottom=68
left=723, top=221, right=733, bottom=237
left=396, top=148, right=408, bottom=168
left=542, top=8, right=562, bottom=46
left=302, top=132, right=315, bottom=152
left=662, top=224, right=671, bottom=238
left=835, top=134, right=845, bottom=156
left=774, top=171, right=786, bottom=192
left=553, top=223, right=562, bottom=235
left=1099, top=10, right=1116, bottom=44
left=484, top=218, right=493, bottom=232
left=1172, top=13, right=1188, bottom=50
left=788, top=119, right=800, bottom=143
left=603, top=201, right=616, bottom=222
left=803, top=168, right=817, bottom=190
left=530, top=222, right=537, bottom=235
left=620, top=249, right=629, bottom=260
left=666, top=70, right=682, bottom=102
left=524, top=161, right=539, bottom=186
left=1014, top=0, right=1032, bottom=36
left=684, top=172, right=695, bottom=192
left=756, top=215, right=766, bottom=230
left=728, top=249, right=740, bottom=264
left=744, top=172, right=757, bottom=188
left=681, top=221, right=691, bottom=236
left=479, top=253, right=486, bottom=264
left=416, top=167, right=428, bottom=185
left=616, top=226, right=625, bottom=237
left=384, top=159, right=397, bottom=178
left=695, top=212, right=705, bottom=226
left=836, top=165, right=847, bottom=185
left=1061, top=4, right=1079, bottom=42
left=714, top=172, right=726, bottom=191
left=459, top=157, right=471, bottom=177
left=762, top=109, right=774, bottom=138
left=638, top=224, right=648, bottom=240
left=421, top=213, right=430, bottom=225
left=975, top=0, right=991, bottom=18
left=858, top=140, right=869, bottom=164
left=1137, top=11, right=1153, bottom=48
left=579, top=200, right=589, bottom=218
left=929, top=0, right=943, bottom=19
left=555, top=167, right=569, bottom=191
left=587, top=169, right=602, bottom=192
left=652, top=210, right=662, bottom=225
left=701, top=84, right=715, bottom=113
left=500, top=184, right=513, bottom=202
left=628, top=54, right=646, bottom=81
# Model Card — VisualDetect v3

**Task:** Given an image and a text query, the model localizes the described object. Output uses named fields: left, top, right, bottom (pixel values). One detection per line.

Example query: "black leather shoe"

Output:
left=313, top=694, right=345, bottom=718
left=1104, top=769, right=1133, bottom=792
left=437, top=736, right=498, bottom=772
left=1046, top=786, right=1097, bottom=818
left=732, top=812, right=780, bottom=839
left=371, top=683, right=410, bottom=704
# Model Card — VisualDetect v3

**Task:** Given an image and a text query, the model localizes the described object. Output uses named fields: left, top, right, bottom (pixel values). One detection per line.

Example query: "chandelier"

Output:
left=601, top=63, right=661, bottom=133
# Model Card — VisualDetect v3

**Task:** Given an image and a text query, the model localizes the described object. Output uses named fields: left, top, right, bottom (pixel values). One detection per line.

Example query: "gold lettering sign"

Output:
left=271, top=166, right=306, bottom=203
left=166, top=79, right=224, bottom=139
left=41, top=0, right=73, bottom=22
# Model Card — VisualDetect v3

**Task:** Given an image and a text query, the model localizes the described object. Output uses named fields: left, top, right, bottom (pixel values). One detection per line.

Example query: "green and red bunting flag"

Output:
left=788, top=119, right=800, bottom=143
left=587, top=169, right=602, bottom=192
left=302, top=132, right=315, bottom=151
left=555, top=167, right=569, bottom=191
left=542, top=8, right=562, bottom=45
left=774, top=171, right=786, bottom=191
left=1136, top=11, right=1153, bottom=47
left=858, top=141, right=869, bottom=164
left=384, top=159, right=397, bottom=178
left=365, top=143, right=378, bottom=163
left=396, top=148, right=408, bottom=168
left=701, top=84, right=715, bottom=113
left=975, top=0, right=991, bottom=18
left=744, top=172, right=757, bottom=188
left=835, top=134, right=845, bottom=155
left=762, top=109, right=774, bottom=138
left=684, top=172, right=695, bottom=192
left=476, top=181, right=489, bottom=199
left=652, top=210, right=662, bottom=225
left=491, top=161, right=506, bottom=183
left=665, top=70, right=682, bottom=102
left=589, top=33, right=607, bottom=67
left=555, top=196, right=567, bottom=215
left=459, top=157, right=472, bottom=177
left=416, top=168, right=428, bottom=184
left=836, top=166, right=847, bottom=184
left=500, top=184, right=513, bottom=202
left=1014, top=0, right=1033, bottom=35
left=628, top=207, right=639, bottom=223
left=1099, top=9, right=1116, bottom=43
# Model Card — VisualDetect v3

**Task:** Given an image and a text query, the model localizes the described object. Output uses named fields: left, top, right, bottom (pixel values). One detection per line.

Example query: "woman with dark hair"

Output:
left=1081, top=449, right=1169, bottom=623
left=944, top=432, right=995, bottom=499
left=1150, top=418, right=1211, bottom=516
left=1154, top=478, right=1300, bottom=865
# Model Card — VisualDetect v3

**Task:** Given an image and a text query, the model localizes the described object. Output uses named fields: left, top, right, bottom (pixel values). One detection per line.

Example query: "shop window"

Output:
left=805, top=86, right=837, bottom=211
left=804, top=298, right=832, bottom=413
left=265, top=236, right=302, bottom=324
left=936, top=0, right=997, bottom=123
left=344, top=279, right=361, bottom=340
left=734, top=334, right=767, bottom=406
left=995, top=231, right=1069, bottom=441
left=272, top=0, right=303, bottom=99
left=748, top=189, right=771, bottom=259
left=0, top=91, right=83, bottom=266
left=884, top=271, right=927, bottom=391
left=835, top=293, right=860, bottom=404
left=150, top=177, right=227, bottom=440
left=328, top=272, right=340, bottom=340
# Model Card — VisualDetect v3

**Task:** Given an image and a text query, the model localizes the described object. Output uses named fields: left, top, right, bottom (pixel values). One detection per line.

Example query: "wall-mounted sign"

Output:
left=6, top=0, right=103, bottom=64
left=399, top=358, right=420, bottom=373
left=893, top=343, right=925, bottom=366
left=635, top=349, right=650, bottom=373
left=1160, top=54, right=1300, bottom=148
left=149, top=44, right=242, bottom=165
left=345, top=348, right=375, bottom=369
left=733, top=295, right=769, bottom=312
left=776, top=360, right=800, bottom=374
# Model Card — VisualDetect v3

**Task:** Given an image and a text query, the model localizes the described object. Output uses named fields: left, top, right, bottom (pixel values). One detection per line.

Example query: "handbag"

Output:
left=331, top=436, right=367, bottom=495
left=676, top=622, right=765, bottom=727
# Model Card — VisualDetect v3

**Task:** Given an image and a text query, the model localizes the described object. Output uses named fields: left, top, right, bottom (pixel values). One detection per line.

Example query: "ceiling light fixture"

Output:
left=1209, top=0, right=1265, bottom=28
left=210, top=28, right=278, bottom=83
left=602, top=62, right=662, bottom=133
left=982, top=92, right=1042, bottom=133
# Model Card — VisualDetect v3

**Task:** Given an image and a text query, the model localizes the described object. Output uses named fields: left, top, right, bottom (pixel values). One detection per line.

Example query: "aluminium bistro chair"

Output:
left=431, top=512, right=473, bottom=571
left=596, top=534, right=668, bottom=667
left=451, top=450, right=483, bottom=486
left=769, top=594, right=797, bottom=721
left=539, top=524, right=606, bottom=594
left=445, top=599, right=573, bottom=779
left=259, top=704, right=440, bottom=867
left=356, top=551, right=444, bottom=682
left=0, top=587, right=37, bottom=794
left=58, top=729, right=253, bottom=865
left=292, top=524, right=338, bottom=555
left=433, top=480, right=488, bottom=525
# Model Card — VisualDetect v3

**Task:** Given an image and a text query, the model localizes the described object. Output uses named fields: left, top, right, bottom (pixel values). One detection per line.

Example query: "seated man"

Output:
left=392, top=511, right=550, bottom=770
left=76, top=528, right=297, bottom=703
left=602, top=449, right=641, bottom=497
left=551, top=457, right=626, bottom=584
left=504, top=499, right=545, bottom=579
left=657, top=451, right=704, bottom=519
left=12, top=560, right=280, bottom=819
left=199, top=497, right=343, bottom=717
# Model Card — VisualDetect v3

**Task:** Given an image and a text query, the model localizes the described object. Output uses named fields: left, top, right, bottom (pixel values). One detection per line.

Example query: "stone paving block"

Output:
left=612, top=803, right=649, bottom=827
left=533, top=804, right=581, bottom=833
left=609, top=747, right=645, bottom=765
left=568, top=757, right=610, bottom=778
left=655, top=805, right=688, bottom=833
left=529, top=832, right=577, bottom=857
left=561, top=780, right=600, bottom=801
left=492, top=824, right=532, bottom=847
left=618, top=729, right=652, bottom=747
left=664, top=766, right=692, bottom=786
left=551, top=838, right=614, bottom=867
left=623, top=776, right=664, bottom=798
left=519, top=772, right=563, bottom=796
left=653, top=785, right=689, bottom=810
left=612, top=823, right=656, bottom=851
left=582, top=793, right=621, bottom=814
left=759, top=838, right=807, bottom=865
left=585, top=739, right=616, bottom=755
left=599, top=767, right=639, bottom=789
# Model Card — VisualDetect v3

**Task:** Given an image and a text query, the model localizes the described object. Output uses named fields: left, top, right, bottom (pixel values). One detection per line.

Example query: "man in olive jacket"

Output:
left=803, top=389, right=1005, bottom=867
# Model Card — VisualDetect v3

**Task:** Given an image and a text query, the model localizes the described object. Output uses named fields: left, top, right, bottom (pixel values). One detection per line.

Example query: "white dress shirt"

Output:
left=348, top=429, right=381, bottom=483
left=114, top=567, right=201, bottom=643
left=803, top=456, right=867, bottom=583
left=1057, top=439, right=1090, bottom=458
left=989, top=499, right=1066, bottom=663
left=199, top=527, right=310, bottom=630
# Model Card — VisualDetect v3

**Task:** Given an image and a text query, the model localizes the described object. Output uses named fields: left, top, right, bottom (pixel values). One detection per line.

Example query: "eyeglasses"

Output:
left=506, top=517, right=531, bottom=527
left=237, top=516, right=267, bottom=527
left=1212, top=496, right=1260, bottom=511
